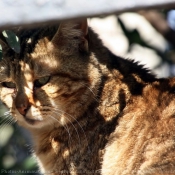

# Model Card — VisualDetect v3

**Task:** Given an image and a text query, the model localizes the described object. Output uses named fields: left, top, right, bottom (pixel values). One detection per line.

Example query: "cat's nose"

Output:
left=16, top=104, right=29, bottom=116
left=15, top=92, right=30, bottom=116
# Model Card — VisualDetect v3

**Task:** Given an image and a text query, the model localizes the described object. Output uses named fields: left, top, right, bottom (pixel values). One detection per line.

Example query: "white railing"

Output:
left=0, top=0, right=175, bottom=29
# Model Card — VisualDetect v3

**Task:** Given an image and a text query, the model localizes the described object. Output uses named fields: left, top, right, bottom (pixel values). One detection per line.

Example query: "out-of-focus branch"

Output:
left=139, top=10, right=175, bottom=47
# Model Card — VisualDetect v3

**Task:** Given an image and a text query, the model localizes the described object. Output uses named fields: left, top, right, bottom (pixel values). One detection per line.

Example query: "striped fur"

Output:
left=1, top=19, right=175, bottom=175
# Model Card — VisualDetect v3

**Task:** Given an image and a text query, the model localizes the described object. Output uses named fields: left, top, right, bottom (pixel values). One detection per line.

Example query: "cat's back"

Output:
left=102, top=77, right=175, bottom=175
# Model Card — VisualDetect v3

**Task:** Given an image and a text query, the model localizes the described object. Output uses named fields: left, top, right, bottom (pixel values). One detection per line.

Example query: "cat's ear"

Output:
left=51, top=19, right=89, bottom=53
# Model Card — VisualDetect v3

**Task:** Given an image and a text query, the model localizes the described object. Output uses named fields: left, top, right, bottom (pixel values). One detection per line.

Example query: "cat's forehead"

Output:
left=0, top=59, right=29, bottom=75
left=0, top=56, right=53, bottom=80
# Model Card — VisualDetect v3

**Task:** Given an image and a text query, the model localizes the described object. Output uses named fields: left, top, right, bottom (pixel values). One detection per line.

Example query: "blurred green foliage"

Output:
left=2, top=30, right=20, bottom=54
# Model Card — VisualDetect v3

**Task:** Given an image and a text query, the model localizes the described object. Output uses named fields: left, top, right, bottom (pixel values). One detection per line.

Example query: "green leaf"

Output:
left=22, top=157, right=37, bottom=170
left=0, top=44, right=2, bottom=60
left=2, top=30, right=20, bottom=53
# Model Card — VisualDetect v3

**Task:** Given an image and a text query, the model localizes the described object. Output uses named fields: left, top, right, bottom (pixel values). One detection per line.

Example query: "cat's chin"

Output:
left=16, top=117, right=44, bottom=130
left=23, top=111, right=44, bottom=127
left=25, top=117, right=41, bottom=125
left=21, top=115, right=45, bottom=128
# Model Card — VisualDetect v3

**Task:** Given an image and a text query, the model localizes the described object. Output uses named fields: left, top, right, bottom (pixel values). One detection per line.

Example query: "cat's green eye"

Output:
left=34, top=76, right=50, bottom=88
left=2, top=81, right=16, bottom=88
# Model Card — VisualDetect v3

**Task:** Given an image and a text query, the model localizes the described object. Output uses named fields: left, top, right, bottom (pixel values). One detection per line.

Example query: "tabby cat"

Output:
left=1, top=19, right=175, bottom=175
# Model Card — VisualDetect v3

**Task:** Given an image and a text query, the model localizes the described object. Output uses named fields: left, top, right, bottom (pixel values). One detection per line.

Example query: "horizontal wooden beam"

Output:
left=0, top=0, right=175, bottom=29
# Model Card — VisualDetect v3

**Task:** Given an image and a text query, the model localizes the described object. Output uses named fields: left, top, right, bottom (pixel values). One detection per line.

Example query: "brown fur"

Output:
left=0, top=19, right=175, bottom=175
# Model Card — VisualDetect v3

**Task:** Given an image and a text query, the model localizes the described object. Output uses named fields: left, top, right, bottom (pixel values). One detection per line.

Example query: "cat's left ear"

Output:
left=51, top=19, right=89, bottom=53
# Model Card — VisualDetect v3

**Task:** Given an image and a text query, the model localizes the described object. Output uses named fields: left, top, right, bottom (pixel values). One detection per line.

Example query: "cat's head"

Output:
left=0, top=19, right=101, bottom=130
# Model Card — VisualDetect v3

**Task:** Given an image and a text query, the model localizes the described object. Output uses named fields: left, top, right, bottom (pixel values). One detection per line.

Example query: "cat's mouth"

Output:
left=23, top=111, right=44, bottom=125
left=25, top=118, right=37, bottom=125
left=24, top=116, right=42, bottom=125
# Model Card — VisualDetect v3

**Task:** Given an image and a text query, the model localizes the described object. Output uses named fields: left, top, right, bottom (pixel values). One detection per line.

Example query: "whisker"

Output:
left=0, top=115, right=14, bottom=133
left=4, top=111, right=10, bottom=115
left=49, top=111, right=81, bottom=152
left=48, top=115, right=74, bottom=152
left=0, top=114, right=11, bottom=124
left=0, top=109, right=16, bottom=129
left=80, top=83, right=99, bottom=102
left=1, top=114, right=14, bottom=124
left=51, top=107, right=91, bottom=153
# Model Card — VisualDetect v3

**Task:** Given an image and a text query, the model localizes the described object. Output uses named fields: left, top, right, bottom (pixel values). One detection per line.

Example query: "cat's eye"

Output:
left=2, top=81, right=16, bottom=88
left=34, top=76, right=50, bottom=88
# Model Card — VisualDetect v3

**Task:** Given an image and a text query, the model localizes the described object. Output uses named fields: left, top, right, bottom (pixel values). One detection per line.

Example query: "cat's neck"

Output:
left=30, top=106, right=110, bottom=174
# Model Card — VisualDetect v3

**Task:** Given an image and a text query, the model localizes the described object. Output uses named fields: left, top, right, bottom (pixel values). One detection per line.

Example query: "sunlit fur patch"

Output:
left=20, top=61, right=33, bottom=89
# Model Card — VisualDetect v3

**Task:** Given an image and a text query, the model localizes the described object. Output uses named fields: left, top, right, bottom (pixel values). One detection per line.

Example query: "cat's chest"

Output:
left=34, top=125, right=107, bottom=175
left=36, top=143, right=102, bottom=174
